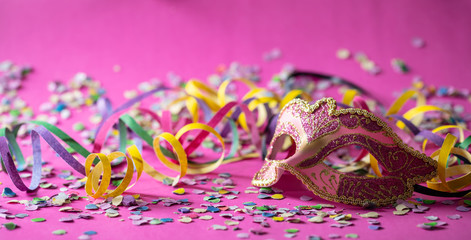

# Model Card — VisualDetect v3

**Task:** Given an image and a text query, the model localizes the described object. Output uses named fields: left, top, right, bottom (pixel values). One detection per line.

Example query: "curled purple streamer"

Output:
left=0, top=125, right=86, bottom=193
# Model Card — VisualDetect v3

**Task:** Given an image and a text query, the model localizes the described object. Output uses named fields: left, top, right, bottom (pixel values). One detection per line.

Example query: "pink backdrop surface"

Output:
left=1, top=0, right=471, bottom=239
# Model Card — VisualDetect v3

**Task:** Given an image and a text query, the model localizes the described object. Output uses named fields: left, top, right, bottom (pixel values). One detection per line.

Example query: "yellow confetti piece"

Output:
left=359, top=212, right=379, bottom=218
left=111, top=195, right=123, bottom=206
left=308, top=215, right=324, bottom=223
left=393, top=209, right=410, bottom=215
left=271, top=194, right=284, bottom=200
left=218, top=190, right=229, bottom=195
left=395, top=204, right=409, bottom=211
left=199, top=215, right=213, bottom=220
left=317, top=211, right=328, bottom=217
left=272, top=216, right=284, bottom=222
left=172, top=188, right=185, bottom=195
left=178, top=217, right=192, bottom=223
left=280, top=212, right=294, bottom=218
left=245, top=190, right=258, bottom=194
left=193, top=208, right=207, bottom=213
left=224, top=220, right=239, bottom=226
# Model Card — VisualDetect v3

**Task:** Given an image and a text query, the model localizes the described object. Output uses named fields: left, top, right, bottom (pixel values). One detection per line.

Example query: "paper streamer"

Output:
left=1, top=70, right=470, bottom=202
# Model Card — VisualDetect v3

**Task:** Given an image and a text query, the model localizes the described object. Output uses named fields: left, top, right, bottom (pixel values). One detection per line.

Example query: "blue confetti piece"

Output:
left=368, top=225, right=381, bottom=230
left=207, top=206, right=220, bottom=213
left=2, top=187, right=17, bottom=197
left=257, top=194, right=271, bottom=199
left=262, top=212, right=276, bottom=217
left=84, top=231, right=97, bottom=235
left=178, top=208, right=190, bottom=213
left=160, top=218, right=173, bottom=223
left=136, top=206, right=149, bottom=211
left=84, top=204, right=98, bottom=210
left=243, top=202, right=257, bottom=206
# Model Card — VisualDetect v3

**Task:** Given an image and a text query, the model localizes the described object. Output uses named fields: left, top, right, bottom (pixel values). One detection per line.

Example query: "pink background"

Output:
left=1, top=0, right=471, bottom=239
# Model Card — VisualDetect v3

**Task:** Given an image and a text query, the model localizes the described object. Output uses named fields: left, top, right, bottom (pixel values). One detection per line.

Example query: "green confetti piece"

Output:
left=150, top=219, right=163, bottom=225
left=65, top=175, right=76, bottom=181
left=39, top=183, right=52, bottom=189
left=162, top=178, right=174, bottom=186
left=424, top=222, right=438, bottom=226
left=202, top=140, right=215, bottom=149
left=10, top=109, right=20, bottom=117
left=52, top=229, right=67, bottom=235
left=312, top=204, right=323, bottom=210
left=285, top=229, right=299, bottom=233
left=66, top=147, right=76, bottom=154
left=112, top=179, right=123, bottom=187
left=211, top=186, right=223, bottom=191
left=422, top=199, right=436, bottom=205
left=256, top=206, right=268, bottom=211
left=171, top=114, right=179, bottom=122
left=3, top=222, right=17, bottom=230
left=272, top=75, right=281, bottom=82
left=345, top=233, right=359, bottom=239
left=31, top=218, right=46, bottom=222
left=72, top=122, right=85, bottom=131
left=463, top=200, right=471, bottom=206
left=259, top=187, right=273, bottom=193
left=203, top=196, right=221, bottom=203
left=32, top=197, right=45, bottom=204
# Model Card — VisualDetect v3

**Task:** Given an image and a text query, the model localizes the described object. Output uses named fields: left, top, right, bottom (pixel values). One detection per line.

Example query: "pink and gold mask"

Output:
left=252, top=98, right=437, bottom=206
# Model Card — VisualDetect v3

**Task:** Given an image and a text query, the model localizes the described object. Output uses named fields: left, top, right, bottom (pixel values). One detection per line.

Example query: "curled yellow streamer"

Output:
left=142, top=123, right=226, bottom=186
left=85, top=145, right=143, bottom=198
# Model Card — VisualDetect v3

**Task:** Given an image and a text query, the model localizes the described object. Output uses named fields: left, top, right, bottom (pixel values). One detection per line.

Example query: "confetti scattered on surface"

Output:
left=2, top=187, right=16, bottom=197
left=31, top=218, right=46, bottom=222
left=52, top=229, right=67, bottom=235
left=173, top=188, right=185, bottom=195
left=0, top=44, right=470, bottom=240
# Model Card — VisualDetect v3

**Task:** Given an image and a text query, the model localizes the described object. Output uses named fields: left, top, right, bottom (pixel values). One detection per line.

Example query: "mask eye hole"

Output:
left=326, top=145, right=383, bottom=177
left=268, top=134, right=297, bottom=161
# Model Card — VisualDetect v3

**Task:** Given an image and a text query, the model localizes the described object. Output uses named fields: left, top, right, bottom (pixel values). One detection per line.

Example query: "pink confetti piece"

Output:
left=367, top=219, right=380, bottom=225
left=456, top=206, right=470, bottom=212
left=300, top=195, right=313, bottom=201
left=236, top=233, right=250, bottom=239
left=425, top=216, right=439, bottom=221
left=132, top=219, right=149, bottom=226
left=59, top=216, right=74, bottom=222
left=329, top=233, right=341, bottom=239
left=447, top=214, right=462, bottom=220
left=368, top=225, right=381, bottom=230
left=25, top=205, right=38, bottom=211
left=192, top=189, right=205, bottom=195
left=250, top=228, right=267, bottom=235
